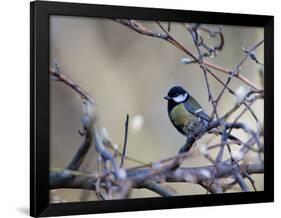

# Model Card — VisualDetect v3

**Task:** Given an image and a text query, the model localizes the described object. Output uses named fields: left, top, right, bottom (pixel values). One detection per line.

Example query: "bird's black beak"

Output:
left=164, top=96, right=171, bottom=100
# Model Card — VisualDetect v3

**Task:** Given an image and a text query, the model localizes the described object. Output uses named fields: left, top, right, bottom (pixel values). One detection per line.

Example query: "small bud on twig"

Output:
left=235, top=86, right=250, bottom=105
left=181, top=57, right=193, bottom=65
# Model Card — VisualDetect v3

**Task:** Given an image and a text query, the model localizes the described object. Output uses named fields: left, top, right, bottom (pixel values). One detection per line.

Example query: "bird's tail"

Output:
left=208, top=129, right=242, bottom=145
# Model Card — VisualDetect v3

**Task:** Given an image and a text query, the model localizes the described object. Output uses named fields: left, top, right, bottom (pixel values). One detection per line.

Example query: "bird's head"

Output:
left=164, top=86, right=189, bottom=103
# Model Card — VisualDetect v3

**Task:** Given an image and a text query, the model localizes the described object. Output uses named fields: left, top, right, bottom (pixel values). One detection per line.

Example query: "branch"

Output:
left=50, top=162, right=263, bottom=192
left=115, top=19, right=261, bottom=90
left=90, top=111, right=124, bottom=180
left=49, top=68, right=95, bottom=103
left=66, top=127, right=92, bottom=171
left=120, top=114, right=129, bottom=168
left=185, top=23, right=219, bottom=118
left=136, top=180, right=175, bottom=197
left=233, top=168, right=250, bottom=192
left=213, top=39, right=264, bottom=114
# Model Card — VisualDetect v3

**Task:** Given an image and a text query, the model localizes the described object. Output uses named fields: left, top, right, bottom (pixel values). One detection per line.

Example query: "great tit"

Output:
left=164, top=86, right=210, bottom=136
left=164, top=86, right=239, bottom=142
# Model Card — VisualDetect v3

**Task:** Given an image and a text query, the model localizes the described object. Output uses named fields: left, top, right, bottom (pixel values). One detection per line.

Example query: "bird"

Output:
left=164, top=86, right=239, bottom=142
left=164, top=86, right=210, bottom=136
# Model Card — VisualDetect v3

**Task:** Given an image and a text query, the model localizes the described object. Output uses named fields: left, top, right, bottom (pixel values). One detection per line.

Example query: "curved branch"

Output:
left=115, top=19, right=261, bottom=90
left=49, top=68, right=95, bottom=103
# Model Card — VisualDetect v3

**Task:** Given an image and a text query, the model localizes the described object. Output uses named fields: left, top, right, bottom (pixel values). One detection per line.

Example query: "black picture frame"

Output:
left=30, top=1, right=274, bottom=217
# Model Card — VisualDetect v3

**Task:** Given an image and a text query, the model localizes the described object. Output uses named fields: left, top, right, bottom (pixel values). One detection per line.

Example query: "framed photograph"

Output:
left=30, top=1, right=274, bottom=217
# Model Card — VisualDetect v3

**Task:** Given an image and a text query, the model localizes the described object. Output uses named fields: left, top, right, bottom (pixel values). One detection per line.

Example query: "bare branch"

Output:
left=49, top=67, right=95, bottom=103
left=120, top=114, right=130, bottom=168
left=50, top=162, right=263, bottom=192
left=137, top=180, right=175, bottom=197
left=116, top=19, right=261, bottom=90
left=66, top=127, right=92, bottom=171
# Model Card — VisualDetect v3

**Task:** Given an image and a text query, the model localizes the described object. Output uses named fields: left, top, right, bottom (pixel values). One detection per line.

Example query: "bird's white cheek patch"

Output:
left=173, top=93, right=188, bottom=103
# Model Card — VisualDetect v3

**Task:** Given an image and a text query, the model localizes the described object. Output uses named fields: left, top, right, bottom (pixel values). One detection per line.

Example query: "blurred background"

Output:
left=50, top=15, right=264, bottom=202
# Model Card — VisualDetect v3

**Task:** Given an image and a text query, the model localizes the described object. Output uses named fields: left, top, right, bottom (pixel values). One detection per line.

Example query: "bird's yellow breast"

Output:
left=170, top=103, right=197, bottom=126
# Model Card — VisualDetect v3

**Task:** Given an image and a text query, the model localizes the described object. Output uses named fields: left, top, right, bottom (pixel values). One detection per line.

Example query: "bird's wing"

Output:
left=184, top=96, right=211, bottom=122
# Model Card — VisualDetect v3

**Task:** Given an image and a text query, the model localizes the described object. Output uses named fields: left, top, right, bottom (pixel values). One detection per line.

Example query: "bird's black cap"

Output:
left=164, top=86, right=188, bottom=100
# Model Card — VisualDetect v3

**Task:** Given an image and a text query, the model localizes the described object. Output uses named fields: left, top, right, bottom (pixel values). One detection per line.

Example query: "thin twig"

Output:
left=185, top=23, right=219, bottom=118
left=49, top=69, right=94, bottom=103
left=120, top=114, right=130, bottom=168
left=212, top=39, right=264, bottom=116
